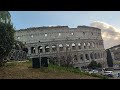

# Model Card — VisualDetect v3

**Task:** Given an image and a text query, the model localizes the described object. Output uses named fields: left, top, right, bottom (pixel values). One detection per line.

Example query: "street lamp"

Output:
left=39, top=49, right=41, bottom=68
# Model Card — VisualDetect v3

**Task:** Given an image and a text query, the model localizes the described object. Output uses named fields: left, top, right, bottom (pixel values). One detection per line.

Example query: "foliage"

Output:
left=49, top=63, right=107, bottom=79
left=97, top=63, right=102, bottom=68
left=5, top=62, right=16, bottom=67
left=0, top=11, right=15, bottom=66
left=106, top=49, right=113, bottom=67
left=0, top=61, right=107, bottom=79
left=0, top=11, right=11, bottom=24
left=87, top=60, right=102, bottom=69
left=22, top=47, right=28, bottom=53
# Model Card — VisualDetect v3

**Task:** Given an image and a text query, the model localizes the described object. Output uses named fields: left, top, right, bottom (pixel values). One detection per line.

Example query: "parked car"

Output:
left=89, top=69, right=98, bottom=74
left=117, top=73, right=120, bottom=77
left=103, top=71, right=113, bottom=77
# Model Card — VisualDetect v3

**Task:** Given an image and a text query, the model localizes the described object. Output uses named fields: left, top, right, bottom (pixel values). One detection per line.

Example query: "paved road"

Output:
left=87, top=70, right=120, bottom=79
left=112, top=70, right=120, bottom=79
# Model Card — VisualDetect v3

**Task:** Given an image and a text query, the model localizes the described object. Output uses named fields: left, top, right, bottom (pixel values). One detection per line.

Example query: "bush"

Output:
left=87, top=60, right=102, bottom=69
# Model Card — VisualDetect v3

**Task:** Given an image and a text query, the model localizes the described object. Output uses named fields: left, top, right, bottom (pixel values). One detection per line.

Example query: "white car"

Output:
left=103, top=71, right=113, bottom=77
left=89, top=70, right=98, bottom=74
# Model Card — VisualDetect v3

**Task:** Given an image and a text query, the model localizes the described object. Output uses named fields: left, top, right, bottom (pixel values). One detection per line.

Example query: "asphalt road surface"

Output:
left=112, top=70, right=120, bottom=79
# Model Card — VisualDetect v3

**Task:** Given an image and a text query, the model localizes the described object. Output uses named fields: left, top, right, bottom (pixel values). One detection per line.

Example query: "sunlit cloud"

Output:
left=90, top=21, right=120, bottom=49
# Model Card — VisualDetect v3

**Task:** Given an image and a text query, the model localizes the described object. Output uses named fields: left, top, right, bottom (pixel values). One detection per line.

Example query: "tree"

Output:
left=106, top=49, right=113, bottom=67
left=87, top=60, right=102, bottom=69
left=0, top=11, right=11, bottom=24
left=14, top=40, right=25, bottom=50
left=60, top=54, right=73, bottom=67
left=0, top=11, right=15, bottom=66
left=60, top=46, right=74, bottom=67
left=97, top=63, right=102, bottom=68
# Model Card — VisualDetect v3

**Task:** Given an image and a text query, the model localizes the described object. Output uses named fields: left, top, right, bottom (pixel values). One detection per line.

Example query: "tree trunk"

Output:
left=0, top=57, right=5, bottom=67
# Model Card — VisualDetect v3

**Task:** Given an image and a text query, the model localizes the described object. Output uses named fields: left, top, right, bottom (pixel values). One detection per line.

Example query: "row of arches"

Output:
left=30, top=41, right=103, bottom=54
left=48, top=52, right=105, bottom=66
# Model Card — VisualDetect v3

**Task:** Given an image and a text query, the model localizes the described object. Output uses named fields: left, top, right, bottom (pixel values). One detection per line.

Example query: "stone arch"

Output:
left=78, top=43, right=82, bottom=49
left=74, top=55, right=78, bottom=61
left=80, top=54, right=84, bottom=61
left=94, top=53, right=97, bottom=59
left=66, top=44, right=70, bottom=51
left=22, top=47, right=28, bottom=54
left=72, top=43, right=76, bottom=50
left=92, top=42, right=95, bottom=48
left=83, top=32, right=85, bottom=35
left=96, top=42, right=99, bottom=48
left=31, top=47, right=36, bottom=54
left=83, top=42, right=86, bottom=49
left=52, top=45, right=57, bottom=52
left=90, top=53, right=94, bottom=60
left=38, top=46, right=43, bottom=53
left=59, top=44, right=64, bottom=51
left=87, top=42, right=91, bottom=49
left=98, top=53, right=100, bottom=59
left=85, top=54, right=89, bottom=60
left=45, top=45, right=50, bottom=52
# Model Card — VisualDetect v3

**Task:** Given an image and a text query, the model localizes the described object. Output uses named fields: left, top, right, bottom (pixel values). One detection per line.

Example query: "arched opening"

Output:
left=88, top=42, right=91, bottom=49
left=72, top=43, right=76, bottom=50
left=31, top=47, right=36, bottom=54
left=83, top=32, right=85, bottom=35
left=90, top=53, right=94, bottom=60
left=59, top=44, right=63, bottom=51
left=78, top=43, right=82, bottom=49
left=58, top=33, right=61, bottom=36
left=45, top=45, right=50, bottom=52
left=52, top=45, right=57, bottom=52
left=74, top=55, right=78, bottom=61
left=94, top=53, right=97, bottom=59
left=38, top=46, right=43, bottom=53
left=98, top=53, right=100, bottom=59
left=96, top=42, right=98, bottom=48
left=92, top=42, right=95, bottom=48
left=66, top=44, right=70, bottom=51
left=80, top=54, right=84, bottom=61
left=83, top=43, right=86, bottom=49
left=85, top=54, right=89, bottom=60
left=22, top=48, right=28, bottom=54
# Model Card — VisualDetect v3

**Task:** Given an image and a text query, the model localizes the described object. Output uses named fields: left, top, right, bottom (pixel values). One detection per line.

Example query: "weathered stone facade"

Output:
left=15, top=26, right=107, bottom=68
left=108, top=45, right=120, bottom=67
left=7, top=49, right=27, bottom=61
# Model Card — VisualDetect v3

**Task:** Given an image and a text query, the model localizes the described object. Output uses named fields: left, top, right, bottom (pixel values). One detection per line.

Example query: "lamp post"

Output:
left=39, top=49, right=41, bottom=68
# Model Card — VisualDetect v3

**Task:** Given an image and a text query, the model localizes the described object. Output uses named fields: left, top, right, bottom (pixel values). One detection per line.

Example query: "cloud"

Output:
left=90, top=21, right=120, bottom=49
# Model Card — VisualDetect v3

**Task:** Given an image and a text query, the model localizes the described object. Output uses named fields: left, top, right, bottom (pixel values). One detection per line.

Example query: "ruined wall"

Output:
left=15, top=26, right=107, bottom=68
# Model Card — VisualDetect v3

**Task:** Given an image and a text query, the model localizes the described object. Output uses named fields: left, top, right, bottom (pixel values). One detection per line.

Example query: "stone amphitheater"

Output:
left=14, top=26, right=107, bottom=68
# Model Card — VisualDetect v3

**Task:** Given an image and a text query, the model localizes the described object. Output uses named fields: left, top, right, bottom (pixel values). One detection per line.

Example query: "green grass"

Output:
left=48, top=64, right=108, bottom=79
left=0, top=60, right=107, bottom=79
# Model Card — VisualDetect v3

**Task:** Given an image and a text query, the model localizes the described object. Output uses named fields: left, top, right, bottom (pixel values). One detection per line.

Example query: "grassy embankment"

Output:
left=0, top=60, right=107, bottom=79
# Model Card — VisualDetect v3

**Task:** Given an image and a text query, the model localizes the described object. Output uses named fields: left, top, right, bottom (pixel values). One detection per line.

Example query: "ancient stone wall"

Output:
left=15, top=26, right=107, bottom=68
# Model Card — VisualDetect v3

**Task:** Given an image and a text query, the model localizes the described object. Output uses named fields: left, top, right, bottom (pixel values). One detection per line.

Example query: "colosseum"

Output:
left=15, top=25, right=107, bottom=68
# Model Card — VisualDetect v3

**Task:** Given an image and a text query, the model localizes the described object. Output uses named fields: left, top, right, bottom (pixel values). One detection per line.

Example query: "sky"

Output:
left=9, top=11, right=120, bottom=49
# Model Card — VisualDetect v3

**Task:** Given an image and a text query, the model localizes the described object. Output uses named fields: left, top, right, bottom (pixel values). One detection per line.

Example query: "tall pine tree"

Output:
left=106, top=49, right=113, bottom=67
left=0, top=11, right=15, bottom=66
